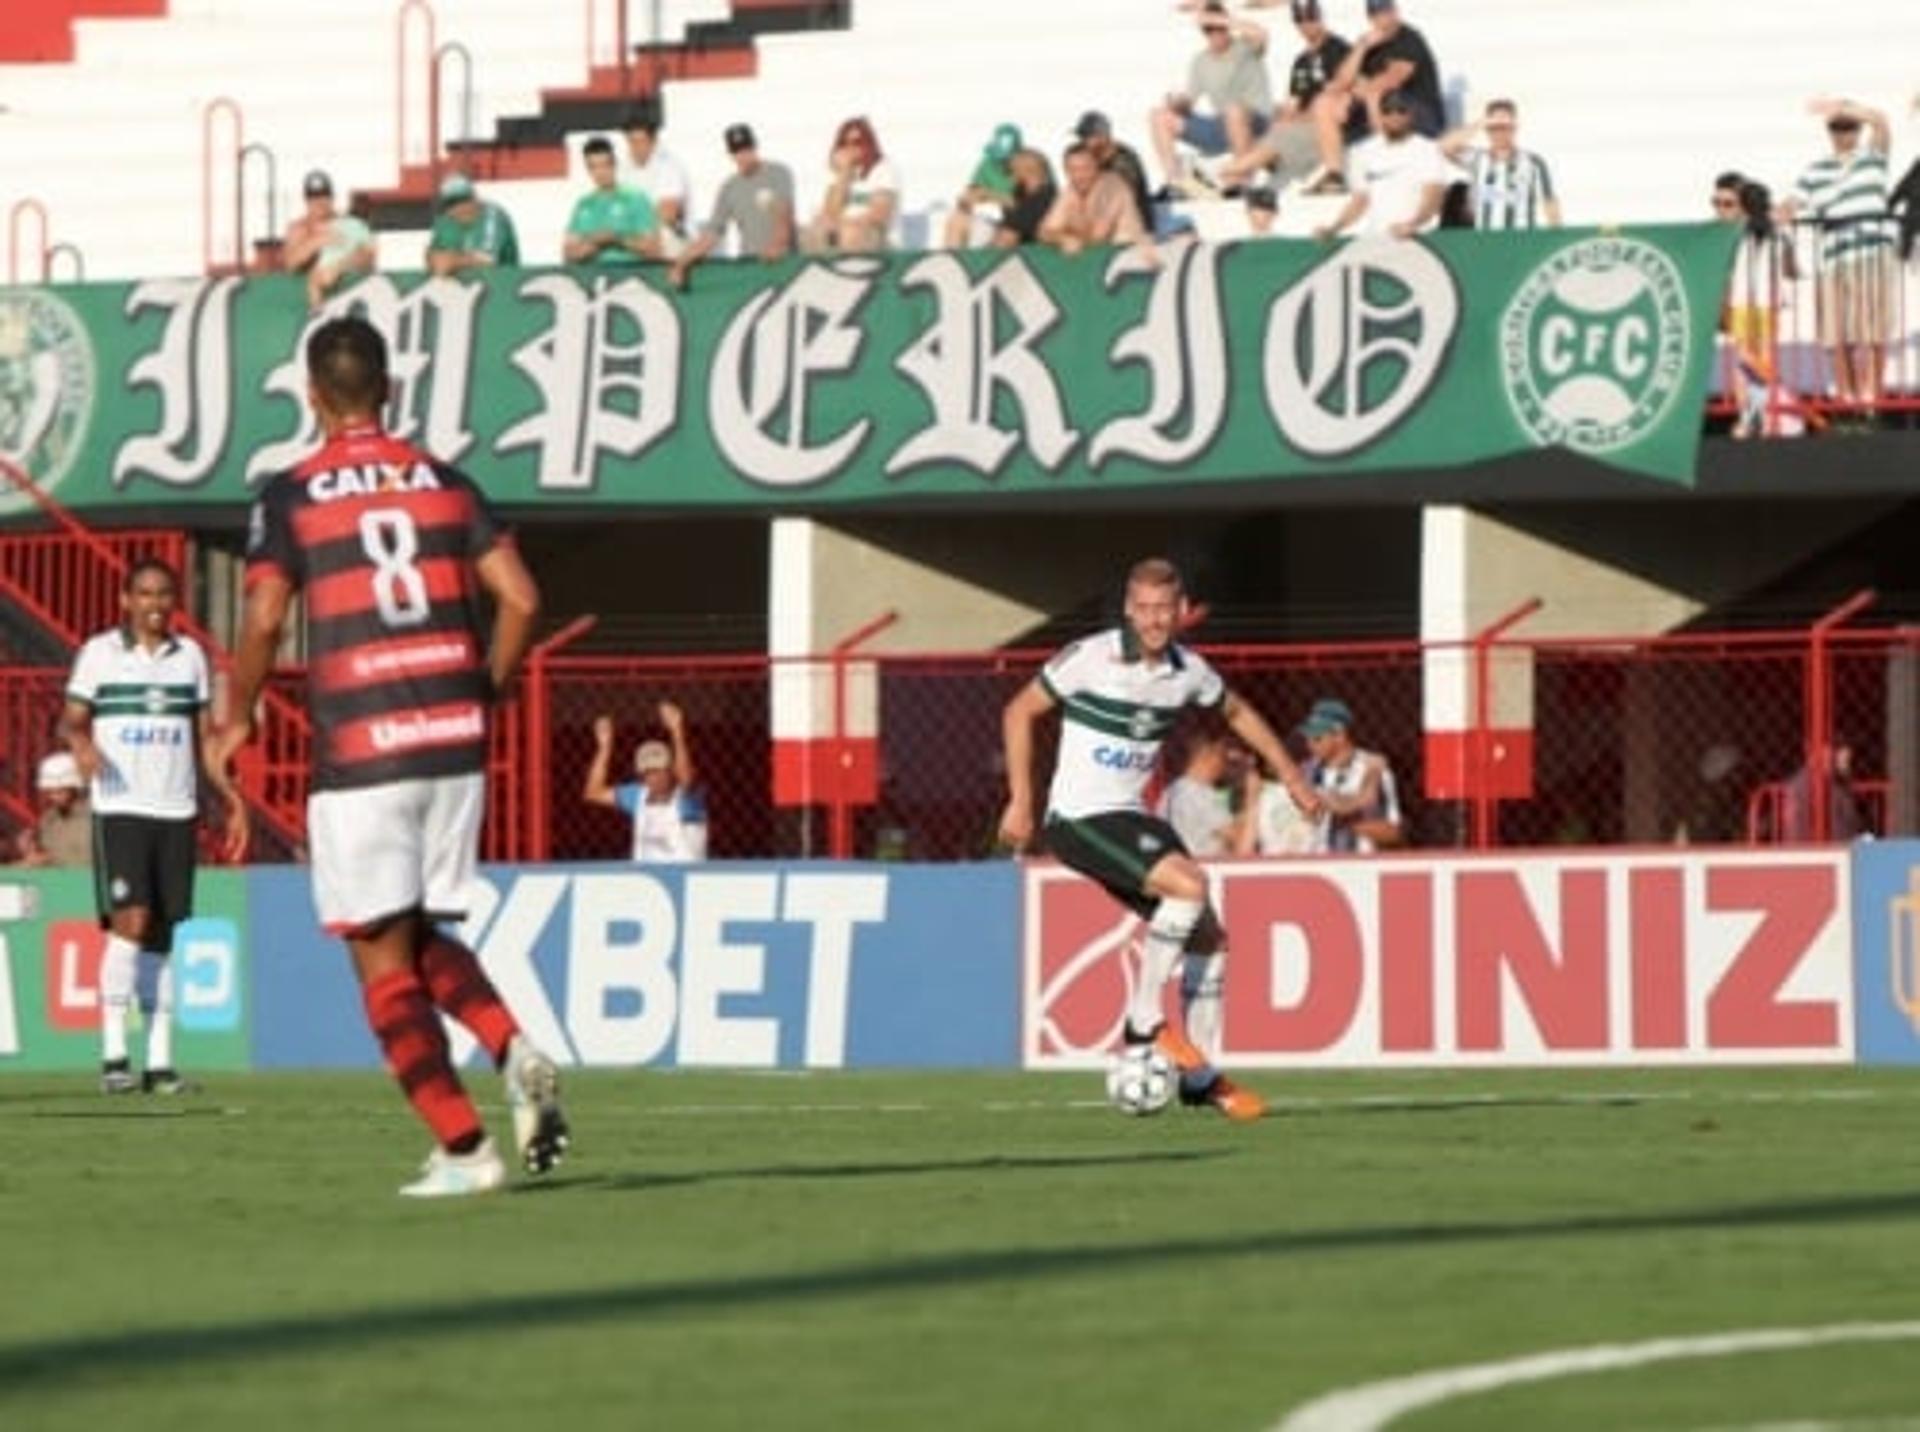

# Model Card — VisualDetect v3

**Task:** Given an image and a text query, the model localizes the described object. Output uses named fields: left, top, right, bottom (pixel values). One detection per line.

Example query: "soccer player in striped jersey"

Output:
left=999, top=558, right=1321, bottom=1120
left=213, top=317, right=567, bottom=1198
left=64, top=559, right=247, bottom=1094
left=1439, top=100, right=1560, bottom=230
left=1781, top=98, right=1896, bottom=415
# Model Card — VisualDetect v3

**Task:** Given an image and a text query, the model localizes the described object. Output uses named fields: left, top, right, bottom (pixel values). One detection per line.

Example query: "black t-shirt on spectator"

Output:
left=1289, top=34, right=1351, bottom=107
left=1104, top=143, right=1154, bottom=230
left=999, top=182, right=1058, bottom=244
left=1361, top=23, right=1443, bottom=123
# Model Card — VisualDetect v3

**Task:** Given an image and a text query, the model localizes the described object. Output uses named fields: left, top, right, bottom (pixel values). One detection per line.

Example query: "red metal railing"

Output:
left=5, top=611, right=1915, bottom=864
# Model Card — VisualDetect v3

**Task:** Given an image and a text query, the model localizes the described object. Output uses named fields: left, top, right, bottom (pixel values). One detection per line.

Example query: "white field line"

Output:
left=1271, top=1324, right=1920, bottom=1432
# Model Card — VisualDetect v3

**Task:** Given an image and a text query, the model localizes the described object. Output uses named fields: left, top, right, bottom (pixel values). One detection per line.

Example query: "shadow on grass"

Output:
left=519, top=1147, right=1231, bottom=1196
left=5, top=1185, right=1920, bottom=1393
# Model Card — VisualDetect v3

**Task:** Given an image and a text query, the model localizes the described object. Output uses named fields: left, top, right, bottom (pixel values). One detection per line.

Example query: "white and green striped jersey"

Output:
left=1796, top=143, right=1894, bottom=266
left=66, top=629, right=209, bottom=819
left=1039, top=628, right=1223, bottom=821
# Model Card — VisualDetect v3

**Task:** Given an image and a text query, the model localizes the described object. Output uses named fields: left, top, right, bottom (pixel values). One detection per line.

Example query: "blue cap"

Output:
left=1298, top=697, right=1354, bottom=737
left=1366, top=0, right=1397, bottom=13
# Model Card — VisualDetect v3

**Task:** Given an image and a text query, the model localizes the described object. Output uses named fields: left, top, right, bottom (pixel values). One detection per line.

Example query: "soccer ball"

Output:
left=1106, top=1045, right=1176, bottom=1117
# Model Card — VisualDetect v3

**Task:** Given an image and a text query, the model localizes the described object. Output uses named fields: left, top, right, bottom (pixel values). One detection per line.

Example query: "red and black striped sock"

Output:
left=419, top=935, right=519, bottom=1068
left=363, top=969, right=483, bottom=1154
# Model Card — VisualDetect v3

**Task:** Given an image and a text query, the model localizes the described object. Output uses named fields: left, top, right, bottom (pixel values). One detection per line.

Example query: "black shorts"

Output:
left=92, top=814, right=197, bottom=952
left=1043, top=811, right=1188, bottom=920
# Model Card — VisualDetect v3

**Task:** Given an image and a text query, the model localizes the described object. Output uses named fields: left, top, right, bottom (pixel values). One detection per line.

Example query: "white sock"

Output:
left=140, top=951, right=174, bottom=1072
left=99, top=934, right=138, bottom=1065
left=1181, top=949, right=1225, bottom=1065
left=1128, top=898, right=1205, bottom=1033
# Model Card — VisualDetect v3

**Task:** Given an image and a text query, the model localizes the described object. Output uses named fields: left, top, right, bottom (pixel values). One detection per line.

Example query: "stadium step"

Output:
left=0, top=0, right=167, bottom=63
left=351, top=0, right=851, bottom=235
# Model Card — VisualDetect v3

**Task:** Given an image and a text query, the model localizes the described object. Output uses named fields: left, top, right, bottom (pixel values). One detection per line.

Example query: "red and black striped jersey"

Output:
left=245, top=423, right=503, bottom=792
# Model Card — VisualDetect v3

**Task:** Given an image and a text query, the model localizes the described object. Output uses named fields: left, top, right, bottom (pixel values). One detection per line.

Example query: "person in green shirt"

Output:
left=942, top=122, right=1021, bottom=249
left=426, top=172, right=520, bottom=276
left=563, top=136, right=661, bottom=266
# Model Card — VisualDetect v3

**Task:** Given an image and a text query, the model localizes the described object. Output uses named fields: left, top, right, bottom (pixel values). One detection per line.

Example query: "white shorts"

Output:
left=306, top=772, right=485, bottom=935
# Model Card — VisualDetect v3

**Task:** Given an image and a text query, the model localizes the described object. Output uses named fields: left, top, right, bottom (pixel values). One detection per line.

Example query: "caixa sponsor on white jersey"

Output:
left=1024, top=851, right=1854, bottom=1069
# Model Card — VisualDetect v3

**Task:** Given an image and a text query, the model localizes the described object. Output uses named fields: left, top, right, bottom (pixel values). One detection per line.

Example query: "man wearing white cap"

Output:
left=16, top=751, right=91, bottom=867
left=583, top=702, right=707, bottom=862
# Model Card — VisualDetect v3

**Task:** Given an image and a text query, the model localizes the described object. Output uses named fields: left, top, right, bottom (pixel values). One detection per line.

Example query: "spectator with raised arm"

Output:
left=1439, top=100, right=1560, bottom=229
left=1040, top=142, right=1148, bottom=254
left=563, top=136, right=661, bottom=267
left=425, top=173, right=520, bottom=277
left=584, top=703, right=708, bottom=863
left=668, top=124, right=796, bottom=289
left=1220, top=0, right=1352, bottom=192
left=1303, top=0, right=1443, bottom=194
left=1780, top=98, right=1897, bottom=420
left=803, top=116, right=902, bottom=255
left=1295, top=697, right=1404, bottom=852
left=1150, top=1, right=1273, bottom=195
left=282, top=170, right=376, bottom=310
left=1312, top=90, right=1447, bottom=239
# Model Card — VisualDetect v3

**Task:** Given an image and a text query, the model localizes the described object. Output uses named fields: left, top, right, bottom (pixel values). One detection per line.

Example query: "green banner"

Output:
left=0, top=870, right=249, bottom=1072
left=0, top=225, right=1734, bottom=514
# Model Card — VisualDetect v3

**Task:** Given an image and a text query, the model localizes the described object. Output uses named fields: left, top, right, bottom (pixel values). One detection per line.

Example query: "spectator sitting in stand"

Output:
left=624, top=109, right=692, bottom=244
left=1244, top=184, right=1280, bottom=236
left=1716, top=171, right=1808, bottom=439
left=1314, top=90, right=1447, bottom=239
left=1150, top=0, right=1273, bottom=197
left=1040, top=142, right=1148, bottom=254
left=803, top=116, right=902, bottom=254
left=1779, top=98, right=1897, bottom=422
left=12, top=751, right=91, bottom=867
left=425, top=173, right=520, bottom=277
left=1071, top=111, right=1157, bottom=237
left=943, top=123, right=1023, bottom=249
left=1296, top=697, right=1404, bottom=852
left=1304, top=0, right=1444, bottom=195
left=1156, top=731, right=1246, bottom=857
left=563, top=136, right=661, bottom=267
left=282, top=170, right=376, bottom=310
left=668, top=124, right=796, bottom=289
left=1220, top=0, right=1352, bottom=193
left=584, top=703, right=708, bottom=863
left=1439, top=99, right=1561, bottom=229
left=993, top=150, right=1060, bottom=248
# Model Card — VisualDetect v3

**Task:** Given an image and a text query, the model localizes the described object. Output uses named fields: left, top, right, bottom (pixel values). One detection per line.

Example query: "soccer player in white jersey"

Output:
left=63, top=560, right=247, bottom=1094
left=999, top=558, right=1321, bottom=1120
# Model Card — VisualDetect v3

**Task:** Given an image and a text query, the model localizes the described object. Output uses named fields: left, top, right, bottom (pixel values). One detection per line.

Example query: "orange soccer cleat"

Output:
left=1205, top=1075, right=1267, bottom=1123
left=1149, top=1023, right=1209, bottom=1075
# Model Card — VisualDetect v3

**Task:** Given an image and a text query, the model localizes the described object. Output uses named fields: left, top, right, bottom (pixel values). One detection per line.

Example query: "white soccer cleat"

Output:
left=398, top=1138, right=507, bottom=1199
left=503, top=1034, right=570, bottom=1176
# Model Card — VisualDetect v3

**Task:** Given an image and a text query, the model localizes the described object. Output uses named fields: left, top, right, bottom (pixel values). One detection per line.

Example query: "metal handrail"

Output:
left=435, top=41, right=474, bottom=152
left=397, top=0, right=438, bottom=174
left=6, top=198, right=49, bottom=284
left=238, top=141, right=279, bottom=260
left=200, top=97, right=244, bottom=273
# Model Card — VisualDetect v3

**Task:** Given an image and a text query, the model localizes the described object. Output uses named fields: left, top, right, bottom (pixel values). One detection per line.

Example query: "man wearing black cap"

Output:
left=1071, top=111, right=1153, bottom=237
left=1244, top=185, right=1278, bottom=237
left=1313, top=89, right=1447, bottom=240
left=1303, top=0, right=1443, bottom=193
left=667, top=123, right=795, bottom=289
left=1220, top=0, right=1352, bottom=191
left=281, top=170, right=376, bottom=309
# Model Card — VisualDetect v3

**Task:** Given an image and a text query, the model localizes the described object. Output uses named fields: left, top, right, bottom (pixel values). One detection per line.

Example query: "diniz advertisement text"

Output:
left=1025, top=851, right=1854, bottom=1068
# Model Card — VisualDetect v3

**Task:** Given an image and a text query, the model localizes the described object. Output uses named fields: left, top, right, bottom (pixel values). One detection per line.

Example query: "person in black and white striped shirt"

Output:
left=1439, top=99, right=1560, bottom=230
left=1780, top=98, right=1896, bottom=414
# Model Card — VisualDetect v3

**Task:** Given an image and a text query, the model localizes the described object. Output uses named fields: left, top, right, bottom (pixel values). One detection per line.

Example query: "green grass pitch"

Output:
left=5, top=1068, right=1920, bottom=1430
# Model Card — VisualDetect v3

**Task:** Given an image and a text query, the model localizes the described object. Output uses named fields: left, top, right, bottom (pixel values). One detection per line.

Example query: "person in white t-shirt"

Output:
left=624, top=112, right=692, bottom=243
left=1295, top=696, right=1405, bottom=852
left=584, top=702, right=708, bottom=862
left=1314, top=90, right=1447, bottom=239
left=802, top=115, right=902, bottom=254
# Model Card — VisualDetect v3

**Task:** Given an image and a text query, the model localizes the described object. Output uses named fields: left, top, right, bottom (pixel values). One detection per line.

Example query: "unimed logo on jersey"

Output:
left=1024, top=852, right=1854, bottom=1069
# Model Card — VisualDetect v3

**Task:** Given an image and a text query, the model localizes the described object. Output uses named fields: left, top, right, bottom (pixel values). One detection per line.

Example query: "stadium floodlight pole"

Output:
left=1469, top=597, right=1542, bottom=851
left=1805, top=589, right=1876, bottom=844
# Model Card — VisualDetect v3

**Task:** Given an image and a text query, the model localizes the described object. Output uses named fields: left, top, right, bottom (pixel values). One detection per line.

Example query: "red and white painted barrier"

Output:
left=1024, top=850, right=1853, bottom=1068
